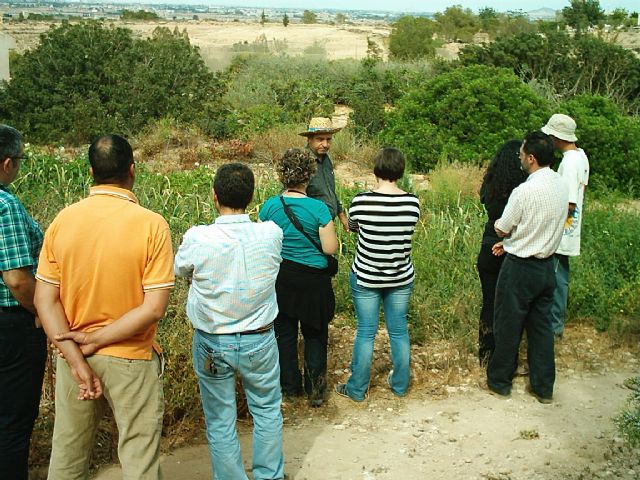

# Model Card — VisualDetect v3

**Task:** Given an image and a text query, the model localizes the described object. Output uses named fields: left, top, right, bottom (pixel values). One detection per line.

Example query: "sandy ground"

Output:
left=93, top=369, right=637, bottom=480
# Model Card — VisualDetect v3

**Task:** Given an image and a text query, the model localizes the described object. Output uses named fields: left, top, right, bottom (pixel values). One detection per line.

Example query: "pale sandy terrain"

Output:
left=94, top=370, right=637, bottom=480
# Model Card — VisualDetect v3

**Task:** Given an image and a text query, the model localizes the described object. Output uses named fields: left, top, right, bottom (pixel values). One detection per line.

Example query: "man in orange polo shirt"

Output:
left=35, top=134, right=174, bottom=480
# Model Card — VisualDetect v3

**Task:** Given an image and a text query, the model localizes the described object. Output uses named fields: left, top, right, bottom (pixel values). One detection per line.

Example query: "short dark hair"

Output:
left=0, top=124, right=23, bottom=165
left=373, top=148, right=405, bottom=181
left=522, top=131, right=555, bottom=167
left=214, top=163, right=254, bottom=210
left=88, top=134, right=134, bottom=184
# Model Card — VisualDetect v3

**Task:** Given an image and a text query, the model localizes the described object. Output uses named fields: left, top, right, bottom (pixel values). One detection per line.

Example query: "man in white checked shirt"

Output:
left=174, top=163, right=285, bottom=480
left=483, top=131, right=568, bottom=404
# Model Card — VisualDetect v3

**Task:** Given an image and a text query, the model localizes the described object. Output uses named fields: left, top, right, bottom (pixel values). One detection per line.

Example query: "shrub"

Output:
left=388, top=16, right=440, bottom=60
left=460, top=31, right=640, bottom=113
left=0, top=22, right=223, bottom=144
left=560, top=95, right=640, bottom=192
left=380, top=65, right=551, bottom=172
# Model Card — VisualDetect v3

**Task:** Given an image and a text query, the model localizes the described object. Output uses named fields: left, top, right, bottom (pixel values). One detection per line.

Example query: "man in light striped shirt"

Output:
left=483, top=131, right=568, bottom=404
left=174, top=163, right=285, bottom=480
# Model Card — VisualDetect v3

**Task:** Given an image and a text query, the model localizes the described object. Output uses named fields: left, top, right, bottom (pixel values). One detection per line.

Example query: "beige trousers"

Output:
left=47, top=353, right=164, bottom=480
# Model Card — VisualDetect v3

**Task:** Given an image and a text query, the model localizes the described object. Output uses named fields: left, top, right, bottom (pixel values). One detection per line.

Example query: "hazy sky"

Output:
left=192, top=1, right=637, bottom=12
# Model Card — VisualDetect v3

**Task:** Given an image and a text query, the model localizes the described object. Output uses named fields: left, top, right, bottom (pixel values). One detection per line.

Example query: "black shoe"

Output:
left=526, top=384, right=553, bottom=404
left=478, top=378, right=511, bottom=398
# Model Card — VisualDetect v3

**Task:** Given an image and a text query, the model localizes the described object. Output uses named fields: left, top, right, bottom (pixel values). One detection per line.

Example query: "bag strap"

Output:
left=279, top=195, right=324, bottom=254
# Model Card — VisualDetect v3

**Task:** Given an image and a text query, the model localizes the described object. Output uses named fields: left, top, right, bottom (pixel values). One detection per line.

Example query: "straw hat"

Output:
left=541, top=114, right=578, bottom=143
left=298, top=117, right=342, bottom=137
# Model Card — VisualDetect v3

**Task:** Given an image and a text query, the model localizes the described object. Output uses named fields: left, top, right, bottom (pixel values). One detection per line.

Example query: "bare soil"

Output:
left=92, top=324, right=640, bottom=480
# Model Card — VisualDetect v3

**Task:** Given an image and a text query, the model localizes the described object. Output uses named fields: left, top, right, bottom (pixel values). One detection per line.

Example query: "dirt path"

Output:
left=94, top=369, right=637, bottom=480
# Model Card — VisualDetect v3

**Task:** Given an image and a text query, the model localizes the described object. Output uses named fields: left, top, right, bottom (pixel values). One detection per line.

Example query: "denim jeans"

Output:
left=192, top=328, right=284, bottom=480
left=550, top=254, right=570, bottom=336
left=345, top=272, right=413, bottom=401
left=0, top=308, right=46, bottom=480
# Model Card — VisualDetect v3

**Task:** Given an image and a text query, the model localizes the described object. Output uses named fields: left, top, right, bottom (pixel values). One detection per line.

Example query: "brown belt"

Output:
left=237, top=322, right=274, bottom=335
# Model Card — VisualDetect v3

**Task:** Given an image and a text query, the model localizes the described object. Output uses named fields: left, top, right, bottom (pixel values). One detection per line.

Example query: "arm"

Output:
left=54, top=289, right=170, bottom=356
left=2, top=267, right=37, bottom=314
left=319, top=221, right=338, bottom=255
left=35, top=281, right=102, bottom=400
left=337, top=211, right=349, bottom=232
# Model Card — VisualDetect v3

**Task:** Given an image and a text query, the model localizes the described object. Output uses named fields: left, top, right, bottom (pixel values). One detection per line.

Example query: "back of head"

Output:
left=89, top=134, right=133, bottom=184
left=373, top=147, right=405, bottom=181
left=481, top=139, right=527, bottom=201
left=523, top=131, right=555, bottom=167
left=214, top=163, right=254, bottom=210
left=277, top=148, right=316, bottom=188
left=0, top=124, right=23, bottom=161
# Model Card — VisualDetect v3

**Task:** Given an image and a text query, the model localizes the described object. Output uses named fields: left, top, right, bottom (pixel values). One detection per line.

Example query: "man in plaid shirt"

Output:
left=0, top=125, right=46, bottom=480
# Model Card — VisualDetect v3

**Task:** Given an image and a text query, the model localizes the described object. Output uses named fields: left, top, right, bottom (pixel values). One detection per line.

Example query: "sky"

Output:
left=183, top=1, right=637, bottom=13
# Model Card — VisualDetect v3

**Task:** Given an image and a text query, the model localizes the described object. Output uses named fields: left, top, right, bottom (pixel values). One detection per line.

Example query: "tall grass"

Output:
left=18, top=151, right=640, bottom=469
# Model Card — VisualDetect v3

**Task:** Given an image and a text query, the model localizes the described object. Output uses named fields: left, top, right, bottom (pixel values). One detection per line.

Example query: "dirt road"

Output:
left=94, top=369, right=637, bottom=480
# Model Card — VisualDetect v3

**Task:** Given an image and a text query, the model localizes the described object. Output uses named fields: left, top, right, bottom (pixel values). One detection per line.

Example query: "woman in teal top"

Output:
left=259, top=148, right=338, bottom=407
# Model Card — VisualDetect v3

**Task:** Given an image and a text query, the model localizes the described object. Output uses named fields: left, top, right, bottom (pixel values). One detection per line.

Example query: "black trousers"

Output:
left=0, top=308, right=47, bottom=480
left=476, top=243, right=505, bottom=365
left=487, top=254, right=556, bottom=398
left=274, top=312, right=328, bottom=398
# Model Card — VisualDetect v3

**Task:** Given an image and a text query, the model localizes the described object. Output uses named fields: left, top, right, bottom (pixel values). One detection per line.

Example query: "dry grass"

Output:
left=428, top=161, right=484, bottom=202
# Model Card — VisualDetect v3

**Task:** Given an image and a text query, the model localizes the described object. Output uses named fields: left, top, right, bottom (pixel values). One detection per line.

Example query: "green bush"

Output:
left=381, top=65, right=550, bottom=171
left=388, top=16, right=440, bottom=60
left=0, top=22, right=222, bottom=144
left=460, top=31, right=640, bottom=113
left=560, top=95, right=640, bottom=192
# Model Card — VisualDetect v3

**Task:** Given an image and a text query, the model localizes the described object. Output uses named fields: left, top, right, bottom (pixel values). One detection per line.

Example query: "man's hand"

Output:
left=491, top=241, right=505, bottom=257
left=55, top=331, right=100, bottom=357
left=68, top=358, right=103, bottom=400
left=338, top=212, right=350, bottom=232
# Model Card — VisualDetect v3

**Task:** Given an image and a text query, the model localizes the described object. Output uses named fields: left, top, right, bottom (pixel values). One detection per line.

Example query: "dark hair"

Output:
left=480, top=139, right=527, bottom=202
left=0, top=124, right=23, bottom=164
left=214, top=163, right=254, bottom=209
left=88, top=134, right=134, bottom=184
left=276, top=148, right=316, bottom=188
left=373, top=147, right=405, bottom=181
left=522, top=131, right=555, bottom=167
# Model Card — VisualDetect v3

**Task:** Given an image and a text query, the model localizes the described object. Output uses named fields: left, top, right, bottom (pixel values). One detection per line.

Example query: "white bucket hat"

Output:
left=541, top=114, right=578, bottom=142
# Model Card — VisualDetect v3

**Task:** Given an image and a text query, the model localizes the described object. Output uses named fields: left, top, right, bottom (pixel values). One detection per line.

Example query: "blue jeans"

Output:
left=550, top=254, right=569, bottom=336
left=192, top=328, right=284, bottom=480
left=345, top=272, right=413, bottom=400
left=0, top=308, right=46, bottom=480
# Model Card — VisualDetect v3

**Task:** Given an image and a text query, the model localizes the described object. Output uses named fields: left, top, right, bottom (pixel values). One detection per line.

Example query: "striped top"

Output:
left=348, top=191, right=420, bottom=288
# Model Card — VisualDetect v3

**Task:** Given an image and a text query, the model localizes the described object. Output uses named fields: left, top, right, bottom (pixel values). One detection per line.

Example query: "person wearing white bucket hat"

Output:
left=299, top=117, right=350, bottom=232
left=541, top=113, right=590, bottom=339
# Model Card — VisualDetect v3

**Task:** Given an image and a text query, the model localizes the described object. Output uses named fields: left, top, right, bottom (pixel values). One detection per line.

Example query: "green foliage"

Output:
left=260, top=10, right=266, bottom=26
left=388, top=16, right=439, bottom=60
left=302, top=10, right=317, bottom=24
left=282, top=13, right=289, bottom=27
left=344, top=59, right=386, bottom=137
left=459, top=31, right=640, bottom=113
left=434, top=5, right=480, bottom=42
left=26, top=13, right=56, bottom=21
left=615, top=378, right=640, bottom=447
left=303, top=40, right=327, bottom=57
left=560, top=95, right=640, bottom=192
left=562, top=0, right=605, bottom=32
left=0, top=22, right=222, bottom=144
left=335, top=13, right=347, bottom=25
left=381, top=65, right=550, bottom=171
left=120, top=9, right=160, bottom=21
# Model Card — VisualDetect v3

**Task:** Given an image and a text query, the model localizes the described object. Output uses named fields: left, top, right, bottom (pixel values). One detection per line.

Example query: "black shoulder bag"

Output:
left=279, top=195, right=339, bottom=277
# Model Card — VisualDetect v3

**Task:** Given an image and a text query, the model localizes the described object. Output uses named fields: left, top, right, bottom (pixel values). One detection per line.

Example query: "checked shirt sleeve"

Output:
left=0, top=198, right=37, bottom=271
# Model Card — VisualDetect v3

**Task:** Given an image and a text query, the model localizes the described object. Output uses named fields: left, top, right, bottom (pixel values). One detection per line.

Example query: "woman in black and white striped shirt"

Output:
left=336, top=148, right=420, bottom=402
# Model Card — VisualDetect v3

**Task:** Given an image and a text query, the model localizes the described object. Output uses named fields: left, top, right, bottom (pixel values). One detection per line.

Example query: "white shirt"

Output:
left=496, top=167, right=569, bottom=259
left=174, top=214, right=283, bottom=334
left=557, top=148, right=589, bottom=256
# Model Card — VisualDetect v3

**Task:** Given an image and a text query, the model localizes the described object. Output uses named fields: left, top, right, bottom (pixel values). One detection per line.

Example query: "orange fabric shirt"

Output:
left=36, top=185, right=174, bottom=360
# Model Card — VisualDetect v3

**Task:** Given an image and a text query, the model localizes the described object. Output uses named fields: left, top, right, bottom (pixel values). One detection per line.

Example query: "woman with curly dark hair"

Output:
left=477, top=140, right=527, bottom=365
left=259, top=148, right=338, bottom=407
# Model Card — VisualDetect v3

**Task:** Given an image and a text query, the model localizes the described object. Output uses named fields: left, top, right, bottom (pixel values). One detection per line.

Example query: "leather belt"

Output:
left=237, top=322, right=273, bottom=335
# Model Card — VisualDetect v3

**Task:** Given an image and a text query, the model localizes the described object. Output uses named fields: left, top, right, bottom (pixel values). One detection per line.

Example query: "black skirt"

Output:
left=276, top=259, right=335, bottom=330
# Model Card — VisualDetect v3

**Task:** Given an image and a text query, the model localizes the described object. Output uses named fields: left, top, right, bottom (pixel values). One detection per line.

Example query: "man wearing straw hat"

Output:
left=300, top=117, right=350, bottom=231
left=541, top=114, right=590, bottom=339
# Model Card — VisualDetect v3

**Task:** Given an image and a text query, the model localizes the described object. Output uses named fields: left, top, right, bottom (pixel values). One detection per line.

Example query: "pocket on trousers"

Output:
left=247, top=335, right=278, bottom=373
left=195, top=342, right=233, bottom=378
